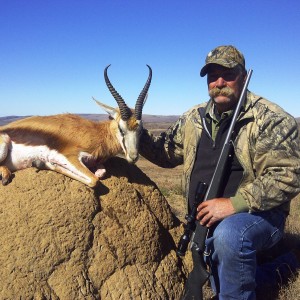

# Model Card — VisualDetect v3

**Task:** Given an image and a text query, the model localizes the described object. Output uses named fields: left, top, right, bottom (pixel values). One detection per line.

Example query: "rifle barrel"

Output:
left=204, top=69, right=253, bottom=201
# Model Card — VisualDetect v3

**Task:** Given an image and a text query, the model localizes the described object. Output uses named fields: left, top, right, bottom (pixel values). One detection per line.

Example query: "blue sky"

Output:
left=1, top=0, right=300, bottom=118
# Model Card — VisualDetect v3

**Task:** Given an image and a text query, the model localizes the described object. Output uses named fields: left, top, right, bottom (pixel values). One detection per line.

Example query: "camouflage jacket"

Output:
left=139, top=91, right=300, bottom=213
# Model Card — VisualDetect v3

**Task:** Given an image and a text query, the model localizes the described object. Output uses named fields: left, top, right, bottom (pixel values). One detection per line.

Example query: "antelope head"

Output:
left=94, top=64, right=152, bottom=163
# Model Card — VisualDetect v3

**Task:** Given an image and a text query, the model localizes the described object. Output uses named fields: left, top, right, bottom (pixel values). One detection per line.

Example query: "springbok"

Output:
left=0, top=65, right=152, bottom=188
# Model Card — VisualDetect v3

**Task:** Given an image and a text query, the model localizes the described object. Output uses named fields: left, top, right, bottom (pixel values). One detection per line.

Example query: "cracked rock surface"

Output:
left=0, top=157, right=188, bottom=299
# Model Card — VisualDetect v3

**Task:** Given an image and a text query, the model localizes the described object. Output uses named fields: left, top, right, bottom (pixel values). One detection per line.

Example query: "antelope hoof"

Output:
left=0, top=167, right=12, bottom=186
left=2, top=177, right=12, bottom=186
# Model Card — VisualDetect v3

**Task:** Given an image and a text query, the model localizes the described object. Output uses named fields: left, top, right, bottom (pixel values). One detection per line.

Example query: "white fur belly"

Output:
left=6, top=142, right=68, bottom=171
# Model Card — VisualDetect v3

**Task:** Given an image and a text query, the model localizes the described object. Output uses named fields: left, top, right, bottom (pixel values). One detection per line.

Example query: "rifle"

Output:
left=177, top=182, right=208, bottom=257
left=179, top=69, right=253, bottom=300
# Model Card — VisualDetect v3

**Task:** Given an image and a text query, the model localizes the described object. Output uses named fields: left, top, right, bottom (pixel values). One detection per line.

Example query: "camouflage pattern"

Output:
left=200, top=45, right=245, bottom=77
left=139, top=91, right=300, bottom=213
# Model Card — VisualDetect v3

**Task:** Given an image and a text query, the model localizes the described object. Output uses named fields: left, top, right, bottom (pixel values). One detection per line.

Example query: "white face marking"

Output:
left=117, top=119, right=142, bottom=163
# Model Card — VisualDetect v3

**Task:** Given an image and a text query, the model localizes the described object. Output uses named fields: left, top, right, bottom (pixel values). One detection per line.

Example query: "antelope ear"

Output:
left=93, top=97, right=118, bottom=120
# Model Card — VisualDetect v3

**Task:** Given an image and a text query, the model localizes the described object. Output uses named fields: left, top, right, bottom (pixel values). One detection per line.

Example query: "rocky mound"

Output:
left=0, top=157, right=189, bottom=299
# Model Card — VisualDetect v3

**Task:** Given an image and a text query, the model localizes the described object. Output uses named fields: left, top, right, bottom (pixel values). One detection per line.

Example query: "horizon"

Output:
left=1, top=113, right=300, bottom=122
left=1, top=1, right=300, bottom=118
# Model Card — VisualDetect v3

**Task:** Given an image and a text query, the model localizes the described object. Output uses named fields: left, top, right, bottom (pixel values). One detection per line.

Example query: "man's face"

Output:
left=207, top=64, right=245, bottom=113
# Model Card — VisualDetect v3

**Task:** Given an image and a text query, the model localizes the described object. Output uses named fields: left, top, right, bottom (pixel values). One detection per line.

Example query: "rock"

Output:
left=0, top=157, right=188, bottom=299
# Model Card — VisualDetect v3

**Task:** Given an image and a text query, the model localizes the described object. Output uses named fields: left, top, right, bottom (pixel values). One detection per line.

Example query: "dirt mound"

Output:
left=0, top=157, right=189, bottom=299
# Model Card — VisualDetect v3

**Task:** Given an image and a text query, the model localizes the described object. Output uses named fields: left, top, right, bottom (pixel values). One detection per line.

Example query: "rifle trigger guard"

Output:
left=204, top=247, right=211, bottom=256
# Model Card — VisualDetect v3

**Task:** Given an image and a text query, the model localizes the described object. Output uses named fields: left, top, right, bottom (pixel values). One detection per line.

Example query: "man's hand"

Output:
left=196, top=198, right=235, bottom=227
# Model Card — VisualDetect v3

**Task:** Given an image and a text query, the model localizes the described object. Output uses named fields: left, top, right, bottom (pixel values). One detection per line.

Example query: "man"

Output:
left=139, top=45, right=300, bottom=299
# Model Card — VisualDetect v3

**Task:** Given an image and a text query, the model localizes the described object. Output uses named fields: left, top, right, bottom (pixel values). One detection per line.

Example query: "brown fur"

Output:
left=0, top=114, right=122, bottom=158
left=0, top=114, right=126, bottom=187
left=127, top=116, right=139, bottom=130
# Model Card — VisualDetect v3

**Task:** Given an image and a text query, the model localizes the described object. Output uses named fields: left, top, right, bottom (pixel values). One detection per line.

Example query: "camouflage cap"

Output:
left=200, top=45, right=245, bottom=77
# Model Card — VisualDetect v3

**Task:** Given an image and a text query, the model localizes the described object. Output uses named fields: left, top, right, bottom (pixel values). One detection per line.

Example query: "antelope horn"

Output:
left=135, top=65, right=152, bottom=120
left=104, top=65, right=132, bottom=121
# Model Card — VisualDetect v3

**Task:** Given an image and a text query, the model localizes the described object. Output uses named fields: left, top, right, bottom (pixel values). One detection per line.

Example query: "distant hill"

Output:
left=1, top=114, right=299, bottom=127
left=76, top=114, right=179, bottom=123
left=0, top=116, right=30, bottom=126
left=0, top=114, right=180, bottom=126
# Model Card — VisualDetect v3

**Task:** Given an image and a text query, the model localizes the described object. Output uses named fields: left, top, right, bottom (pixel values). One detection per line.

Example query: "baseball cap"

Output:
left=200, top=45, right=245, bottom=77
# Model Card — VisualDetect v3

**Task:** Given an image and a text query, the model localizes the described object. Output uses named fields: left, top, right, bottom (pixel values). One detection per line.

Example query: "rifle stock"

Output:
left=180, top=69, right=253, bottom=299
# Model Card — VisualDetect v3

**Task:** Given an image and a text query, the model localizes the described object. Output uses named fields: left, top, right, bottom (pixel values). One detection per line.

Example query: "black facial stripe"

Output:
left=118, top=125, right=125, bottom=137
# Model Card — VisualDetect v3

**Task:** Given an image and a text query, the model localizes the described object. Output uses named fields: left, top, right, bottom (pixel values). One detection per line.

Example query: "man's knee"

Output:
left=210, top=214, right=257, bottom=260
left=211, top=218, right=244, bottom=258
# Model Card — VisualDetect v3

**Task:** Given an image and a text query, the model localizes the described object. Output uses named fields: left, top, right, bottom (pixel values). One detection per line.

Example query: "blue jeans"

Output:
left=205, top=209, right=288, bottom=300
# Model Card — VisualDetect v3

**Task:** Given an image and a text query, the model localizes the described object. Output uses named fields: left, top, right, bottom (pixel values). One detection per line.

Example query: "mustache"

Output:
left=209, top=86, right=234, bottom=98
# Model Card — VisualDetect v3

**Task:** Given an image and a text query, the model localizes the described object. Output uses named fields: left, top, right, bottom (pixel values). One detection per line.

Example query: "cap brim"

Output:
left=200, top=65, right=209, bottom=77
left=200, top=62, right=243, bottom=77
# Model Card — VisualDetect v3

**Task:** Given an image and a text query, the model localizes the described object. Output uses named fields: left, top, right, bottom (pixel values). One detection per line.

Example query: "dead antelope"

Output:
left=0, top=65, right=152, bottom=187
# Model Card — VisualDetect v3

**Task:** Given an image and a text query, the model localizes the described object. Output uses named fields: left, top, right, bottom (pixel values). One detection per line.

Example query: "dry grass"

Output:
left=136, top=157, right=186, bottom=221
left=136, top=122, right=300, bottom=299
left=277, top=195, right=300, bottom=300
